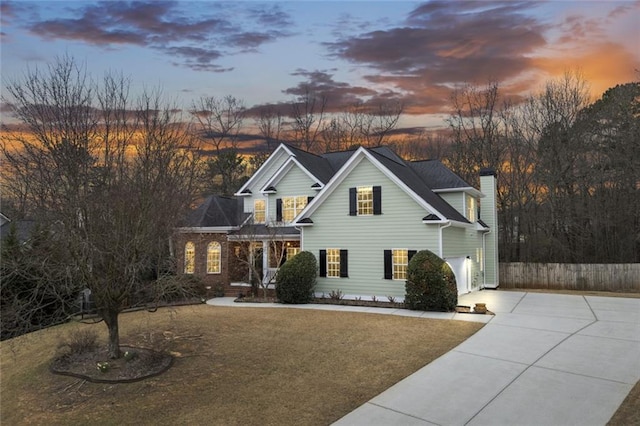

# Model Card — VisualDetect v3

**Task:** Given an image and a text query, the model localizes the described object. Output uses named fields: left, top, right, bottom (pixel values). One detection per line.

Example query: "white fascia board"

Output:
left=426, top=220, right=470, bottom=229
left=177, top=226, right=238, bottom=233
left=422, top=219, right=449, bottom=225
left=228, top=233, right=300, bottom=241
left=451, top=220, right=475, bottom=229
left=433, top=187, right=484, bottom=198
left=476, top=221, right=491, bottom=231
left=260, top=157, right=323, bottom=193
left=234, top=144, right=293, bottom=196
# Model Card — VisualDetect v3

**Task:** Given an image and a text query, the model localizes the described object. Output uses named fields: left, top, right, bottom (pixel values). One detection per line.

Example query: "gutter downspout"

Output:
left=481, top=228, right=491, bottom=290
left=438, top=221, right=452, bottom=258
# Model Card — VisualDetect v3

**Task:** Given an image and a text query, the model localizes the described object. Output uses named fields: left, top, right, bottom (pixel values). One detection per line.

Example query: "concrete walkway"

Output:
left=208, top=291, right=640, bottom=425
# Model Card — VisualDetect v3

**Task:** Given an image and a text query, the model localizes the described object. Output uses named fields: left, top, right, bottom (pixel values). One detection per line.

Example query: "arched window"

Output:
left=207, top=241, right=221, bottom=274
left=184, top=242, right=195, bottom=274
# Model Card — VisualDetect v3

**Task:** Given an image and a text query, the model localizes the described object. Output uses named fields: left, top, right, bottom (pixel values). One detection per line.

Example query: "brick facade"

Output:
left=174, top=232, right=242, bottom=297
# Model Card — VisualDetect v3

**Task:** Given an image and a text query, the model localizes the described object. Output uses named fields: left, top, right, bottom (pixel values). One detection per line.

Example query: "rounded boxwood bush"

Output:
left=276, top=251, right=318, bottom=304
left=405, top=250, right=457, bottom=311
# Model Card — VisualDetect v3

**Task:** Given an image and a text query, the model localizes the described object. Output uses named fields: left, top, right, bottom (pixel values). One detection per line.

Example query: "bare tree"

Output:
left=289, top=87, right=327, bottom=152
left=257, top=106, right=284, bottom=152
left=191, top=95, right=247, bottom=195
left=359, top=101, right=403, bottom=147
left=446, top=81, right=508, bottom=185
left=529, top=72, right=592, bottom=261
left=317, top=101, right=403, bottom=153
left=1, top=56, right=202, bottom=358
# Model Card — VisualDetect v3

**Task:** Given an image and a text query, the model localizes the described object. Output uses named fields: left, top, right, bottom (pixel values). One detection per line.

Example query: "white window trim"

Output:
left=326, top=248, right=341, bottom=278
left=184, top=242, right=195, bottom=274
left=206, top=242, right=222, bottom=274
left=392, top=248, right=408, bottom=281
left=254, top=199, right=266, bottom=224
left=357, top=186, right=373, bottom=216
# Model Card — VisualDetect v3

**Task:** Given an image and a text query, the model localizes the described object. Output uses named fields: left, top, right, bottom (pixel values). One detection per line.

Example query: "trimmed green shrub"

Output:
left=276, top=251, right=318, bottom=304
left=405, top=250, right=457, bottom=311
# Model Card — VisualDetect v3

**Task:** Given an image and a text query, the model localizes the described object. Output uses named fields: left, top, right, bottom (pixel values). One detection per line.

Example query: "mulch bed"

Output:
left=50, top=346, right=173, bottom=383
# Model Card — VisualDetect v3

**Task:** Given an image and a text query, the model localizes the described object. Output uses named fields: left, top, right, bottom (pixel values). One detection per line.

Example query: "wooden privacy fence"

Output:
left=499, top=263, right=640, bottom=292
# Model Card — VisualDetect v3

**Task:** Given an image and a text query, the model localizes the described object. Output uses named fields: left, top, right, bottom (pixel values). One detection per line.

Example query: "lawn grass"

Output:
left=1, top=305, right=483, bottom=425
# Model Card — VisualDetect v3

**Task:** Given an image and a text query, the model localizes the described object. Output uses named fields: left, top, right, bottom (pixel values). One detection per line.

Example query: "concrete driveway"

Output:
left=334, top=291, right=640, bottom=426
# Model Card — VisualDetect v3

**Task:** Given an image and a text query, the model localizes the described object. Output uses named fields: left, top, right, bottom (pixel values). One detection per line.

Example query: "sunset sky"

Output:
left=1, top=1, right=639, bottom=129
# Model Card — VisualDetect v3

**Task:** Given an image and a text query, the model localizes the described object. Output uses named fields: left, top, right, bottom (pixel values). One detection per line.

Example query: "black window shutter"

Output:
left=307, top=196, right=314, bottom=203
left=408, top=250, right=417, bottom=262
left=373, top=186, right=382, bottom=215
left=319, top=250, right=327, bottom=277
left=276, top=198, right=282, bottom=222
left=349, top=187, right=357, bottom=216
left=384, top=250, right=392, bottom=279
left=339, top=250, right=348, bottom=277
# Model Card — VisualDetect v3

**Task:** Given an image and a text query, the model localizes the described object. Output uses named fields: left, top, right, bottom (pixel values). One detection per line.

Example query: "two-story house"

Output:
left=175, top=143, right=498, bottom=299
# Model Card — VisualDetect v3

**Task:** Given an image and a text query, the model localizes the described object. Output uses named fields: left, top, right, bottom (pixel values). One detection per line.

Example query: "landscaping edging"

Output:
left=50, top=346, right=174, bottom=384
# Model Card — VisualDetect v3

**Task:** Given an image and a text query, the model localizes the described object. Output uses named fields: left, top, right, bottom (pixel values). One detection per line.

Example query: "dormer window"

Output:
left=466, top=194, right=476, bottom=222
left=254, top=199, right=266, bottom=224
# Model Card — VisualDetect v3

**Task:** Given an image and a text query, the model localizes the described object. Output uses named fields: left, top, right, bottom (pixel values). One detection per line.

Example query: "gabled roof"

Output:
left=367, top=149, right=469, bottom=223
left=183, top=195, right=247, bottom=228
left=284, top=144, right=336, bottom=184
left=298, top=146, right=471, bottom=225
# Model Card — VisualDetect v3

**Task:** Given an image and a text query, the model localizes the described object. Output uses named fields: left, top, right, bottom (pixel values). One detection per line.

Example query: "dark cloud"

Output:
left=323, top=1, right=548, bottom=113
left=21, top=1, right=293, bottom=72
left=164, top=46, right=233, bottom=72
left=248, top=4, right=293, bottom=27
left=283, top=69, right=379, bottom=111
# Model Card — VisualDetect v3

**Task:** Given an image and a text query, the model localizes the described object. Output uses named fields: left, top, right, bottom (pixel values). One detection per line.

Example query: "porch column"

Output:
left=262, top=240, right=269, bottom=284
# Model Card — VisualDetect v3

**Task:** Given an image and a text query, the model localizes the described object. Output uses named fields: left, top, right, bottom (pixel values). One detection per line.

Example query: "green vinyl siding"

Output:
left=438, top=192, right=465, bottom=218
left=302, top=157, right=440, bottom=298
left=442, top=226, right=484, bottom=291
left=267, top=164, right=316, bottom=221
left=242, top=150, right=289, bottom=213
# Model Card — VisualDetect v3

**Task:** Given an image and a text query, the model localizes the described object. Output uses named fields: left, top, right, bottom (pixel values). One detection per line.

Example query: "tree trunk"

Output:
left=102, top=309, right=121, bottom=359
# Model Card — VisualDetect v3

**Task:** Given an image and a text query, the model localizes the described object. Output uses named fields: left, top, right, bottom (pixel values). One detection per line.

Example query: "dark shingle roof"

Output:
left=285, top=144, right=336, bottom=184
left=409, top=160, right=472, bottom=190
left=322, top=149, right=354, bottom=172
left=366, top=149, right=469, bottom=223
left=184, top=195, right=247, bottom=228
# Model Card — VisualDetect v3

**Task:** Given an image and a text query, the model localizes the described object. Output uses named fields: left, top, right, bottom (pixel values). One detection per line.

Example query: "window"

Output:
left=384, top=249, right=416, bottom=280
left=392, top=250, right=408, bottom=280
left=286, top=246, right=300, bottom=260
left=466, top=195, right=476, bottom=222
left=349, top=186, right=382, bottom=216
left=278, top=196, right=309, bottom=223
left=254, top=199, right=265, bottom=224
left=326, top=249, right=341, bottom=277
left=184, top=242, right=195, bottom=274
left=319, top=249, right=348, bottom=278
left=207, top=242, right=221, bottom=274
left=357, top=186, right=373, bottom=215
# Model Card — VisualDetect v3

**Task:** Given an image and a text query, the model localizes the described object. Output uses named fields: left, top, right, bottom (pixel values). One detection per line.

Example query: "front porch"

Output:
left=227, top=227, right=301, bottom=296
